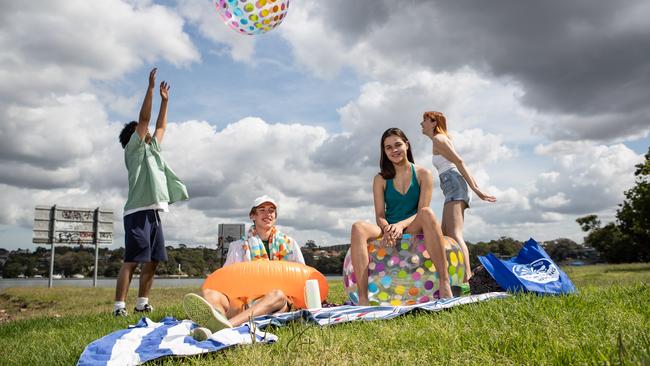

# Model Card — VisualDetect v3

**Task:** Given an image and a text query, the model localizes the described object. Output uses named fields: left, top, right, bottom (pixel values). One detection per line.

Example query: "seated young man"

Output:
left=183, top=195, right=304, bottom=334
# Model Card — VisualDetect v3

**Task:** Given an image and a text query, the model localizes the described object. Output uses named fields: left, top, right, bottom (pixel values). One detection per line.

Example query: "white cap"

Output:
left=252, top=195, right=278, bottom=209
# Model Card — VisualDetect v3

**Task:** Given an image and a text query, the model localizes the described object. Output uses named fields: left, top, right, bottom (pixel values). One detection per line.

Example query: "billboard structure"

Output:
left=218, top=223, right=245, bottom=265
left=33, top=206, right=114, bottom=245
left=32, top=205, right=114, bottom=288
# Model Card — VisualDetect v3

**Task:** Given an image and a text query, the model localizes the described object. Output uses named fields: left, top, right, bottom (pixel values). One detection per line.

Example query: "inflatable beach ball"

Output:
left=215, top=0, right=290, bottom=35
left=343, top=235, right=465, bottom=306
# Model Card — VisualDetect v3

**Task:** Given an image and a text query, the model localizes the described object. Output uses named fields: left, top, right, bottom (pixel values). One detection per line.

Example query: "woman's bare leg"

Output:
left=350, top=221, right=382, bottom=306
left=442, top=201, right=472, bottom=282
left=406, top=207, right=453, bottom=298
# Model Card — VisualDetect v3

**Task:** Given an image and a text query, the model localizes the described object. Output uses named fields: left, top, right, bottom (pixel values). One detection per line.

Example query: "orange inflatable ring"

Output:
left=202, top=260, right=329, bottom=309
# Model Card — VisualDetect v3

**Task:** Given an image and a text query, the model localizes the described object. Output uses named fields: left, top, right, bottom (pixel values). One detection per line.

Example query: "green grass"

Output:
left=1, top=263, right=649, bottom=365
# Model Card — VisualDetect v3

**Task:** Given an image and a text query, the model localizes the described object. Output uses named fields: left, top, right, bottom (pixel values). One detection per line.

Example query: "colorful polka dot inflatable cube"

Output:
left=342, top=234, right=465, bottom=306
left=214, top=0, right=290, bottom=35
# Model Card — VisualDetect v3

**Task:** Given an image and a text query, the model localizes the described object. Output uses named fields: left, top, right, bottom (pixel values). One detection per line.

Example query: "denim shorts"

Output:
left=439, top=168, right=470, bottom=207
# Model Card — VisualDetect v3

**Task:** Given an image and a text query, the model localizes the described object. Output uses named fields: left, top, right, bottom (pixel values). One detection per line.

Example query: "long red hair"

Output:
left=424, top=111, right=450, bottom=137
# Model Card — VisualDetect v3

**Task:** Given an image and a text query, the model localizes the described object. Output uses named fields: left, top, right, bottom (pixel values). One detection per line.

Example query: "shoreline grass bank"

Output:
left=1, top=263, right=649, bottom=365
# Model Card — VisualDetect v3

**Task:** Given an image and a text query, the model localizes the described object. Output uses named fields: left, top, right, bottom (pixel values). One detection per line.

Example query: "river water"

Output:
left=0, top=276, right=343, bottom=289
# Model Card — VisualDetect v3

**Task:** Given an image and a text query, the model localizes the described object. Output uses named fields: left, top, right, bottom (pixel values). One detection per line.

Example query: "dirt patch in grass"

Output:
left=0, top=293, right=57, bottom=323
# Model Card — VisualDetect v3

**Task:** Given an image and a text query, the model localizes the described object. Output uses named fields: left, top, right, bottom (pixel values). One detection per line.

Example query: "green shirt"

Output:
left=123, top=133, right=189, bottom=212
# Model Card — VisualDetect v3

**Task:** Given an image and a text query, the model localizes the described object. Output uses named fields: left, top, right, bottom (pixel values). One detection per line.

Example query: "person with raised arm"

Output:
left=113, top=68, right=188, bottom=316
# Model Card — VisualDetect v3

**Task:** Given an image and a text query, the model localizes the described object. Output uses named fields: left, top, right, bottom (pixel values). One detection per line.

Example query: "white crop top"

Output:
left=431, top=154, right=456, bottom=174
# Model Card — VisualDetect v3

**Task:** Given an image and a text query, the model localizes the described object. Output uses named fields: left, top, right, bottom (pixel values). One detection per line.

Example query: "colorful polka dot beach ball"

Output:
left=343, top=234, right=465, bottom=306
left=215, top=0, right=290, bottom=35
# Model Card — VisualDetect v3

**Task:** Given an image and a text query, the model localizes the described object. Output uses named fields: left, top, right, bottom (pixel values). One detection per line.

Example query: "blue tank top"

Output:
left=384, top=163, right=420, bottom=224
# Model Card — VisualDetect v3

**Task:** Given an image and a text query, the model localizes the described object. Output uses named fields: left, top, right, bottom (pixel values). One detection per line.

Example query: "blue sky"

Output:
left=109, top=31, right=362, bottom=131
left=0, top=0, right=648, bottom=252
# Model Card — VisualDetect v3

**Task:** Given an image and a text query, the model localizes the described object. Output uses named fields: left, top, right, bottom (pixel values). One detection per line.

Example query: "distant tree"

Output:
left=100, top=247, right=124, bottom=277
left=313, top=252, right=345, bottom=274
left=578, top=219, right=630, bottom=263
left=155, top=247, right=216, bottom=277
left=304, top=240, right=317, bottom=249
left=575, top=148, right=650, bottom=263
left=302, top=250, right=315, bottom=267
left=23, top=257, right=38, bottom=277
left=103, top=260, right=122, bottom=277
left=2, top=251, right=36, bottom=277
left=55, top=250, right=94, bottom=276
left=54, top=246, right=72, bottom=255
left=2, top=262, right=24, bottom=278
left=543, top=238, right=583, bottom=262
left=202, top=247, right=221, bottom=274
left=576, top=215, right=601, bottom=232
left=468, top=237, right=523, bottom=269
left=616, top=146, right=650, bottom=262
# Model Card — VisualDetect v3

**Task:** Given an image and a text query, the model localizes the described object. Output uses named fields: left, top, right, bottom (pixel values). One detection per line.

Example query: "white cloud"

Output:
left=279, top=0, right=650, bottom=142
left=460, top=141, right=643, bottom=242
left=531, top=141, right=643, bottom=214
left=534, top=193, right=570, bottom=209
left=0, top=0, right=199, bottom=106
left=278, top=2, right=355, bottom=78
left=176, top=0, right=255, bottom=63
left=0, top=93, right=108, bottom=169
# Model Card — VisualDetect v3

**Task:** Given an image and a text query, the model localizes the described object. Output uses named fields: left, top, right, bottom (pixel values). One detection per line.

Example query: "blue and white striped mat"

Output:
left=78, top=292, right=507, bottom=366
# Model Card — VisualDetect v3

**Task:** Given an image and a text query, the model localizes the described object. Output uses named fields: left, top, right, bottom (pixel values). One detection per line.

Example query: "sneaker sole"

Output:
left=183, top=293, right=232, bottom=332
left=113, top=310, right=128, bottom=317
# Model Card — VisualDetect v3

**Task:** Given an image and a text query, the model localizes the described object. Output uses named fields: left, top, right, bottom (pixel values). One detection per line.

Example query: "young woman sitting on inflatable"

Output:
left=350, top=128, right=453, bottom=305
left=183, top=195, right=305, bottom=333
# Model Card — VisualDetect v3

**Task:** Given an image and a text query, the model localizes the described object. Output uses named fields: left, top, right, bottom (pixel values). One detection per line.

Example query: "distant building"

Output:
left=218, top=223, right=246, bottom=264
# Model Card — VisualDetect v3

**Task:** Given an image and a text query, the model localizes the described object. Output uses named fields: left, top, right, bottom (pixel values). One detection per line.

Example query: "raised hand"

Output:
left=137, top=68, right=157, bottom=138
left=159, top=81, right=170, bottom=101
left=148, top=68, right=157, bottom=89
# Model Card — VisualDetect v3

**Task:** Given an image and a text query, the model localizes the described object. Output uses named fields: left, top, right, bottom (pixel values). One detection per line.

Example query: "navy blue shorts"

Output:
left=123, top=210, right=167, bottom=263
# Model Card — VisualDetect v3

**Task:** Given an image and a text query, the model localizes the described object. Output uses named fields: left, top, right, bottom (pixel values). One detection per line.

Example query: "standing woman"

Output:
left=421, top=111, right=496, bottom=282
left=350, top=128, right=453, bottom=306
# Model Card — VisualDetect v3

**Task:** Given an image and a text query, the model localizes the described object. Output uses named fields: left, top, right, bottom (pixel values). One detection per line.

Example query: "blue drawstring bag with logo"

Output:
left=478, top=238, right=576, bottom=294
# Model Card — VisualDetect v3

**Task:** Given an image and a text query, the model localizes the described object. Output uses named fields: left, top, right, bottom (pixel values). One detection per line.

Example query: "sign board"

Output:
left=218, top=223, right=245, bottom=249
left=33, top=206, right=114, bottom=245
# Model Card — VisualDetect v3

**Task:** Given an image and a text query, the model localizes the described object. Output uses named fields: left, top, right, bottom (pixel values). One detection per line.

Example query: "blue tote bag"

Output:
left=478, top=238, right=576, bottom=294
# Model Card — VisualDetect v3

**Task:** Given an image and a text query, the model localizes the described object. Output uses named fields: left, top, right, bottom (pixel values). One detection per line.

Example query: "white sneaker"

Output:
left=183, top=293, right=232, bottom=333
left=191, top=327, right=212, bottom=341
